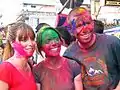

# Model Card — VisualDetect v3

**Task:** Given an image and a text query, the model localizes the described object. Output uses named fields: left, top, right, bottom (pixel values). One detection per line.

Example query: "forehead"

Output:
left=69, top=14, right=92, bottom=26
left=42, top=29, right=59, bottom=38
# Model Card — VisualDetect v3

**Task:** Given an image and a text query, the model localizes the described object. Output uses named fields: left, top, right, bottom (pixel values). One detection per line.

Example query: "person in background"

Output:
left=0, top=40, right=4, bottom=63
left=35, top=23, right=50, bottom=33
left=94, top=20, right=104, bottom=34
left=0, top=21, right=37, bottom=90
left=0, top=27, right=5, bottom=63
left=56, top=26, right=76, bottom=56
left=33, top=26, right=83, bottom=90
left=2, top=23, right=15, bottom=61
left=63, top=7, right=120, bottom=90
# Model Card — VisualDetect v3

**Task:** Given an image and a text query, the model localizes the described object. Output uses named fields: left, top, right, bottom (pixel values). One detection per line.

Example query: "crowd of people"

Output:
left=0, top=6, right=119, bottom=90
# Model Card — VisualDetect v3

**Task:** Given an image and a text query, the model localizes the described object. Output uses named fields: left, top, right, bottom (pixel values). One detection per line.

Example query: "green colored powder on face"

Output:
left=41, top=29, right=59, bottom=45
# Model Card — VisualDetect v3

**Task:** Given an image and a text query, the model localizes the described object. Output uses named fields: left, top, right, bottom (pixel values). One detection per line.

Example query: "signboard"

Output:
left=105, top=0, right=120, bottom=6
left=97, top=6, right=120, bottom=26
left=104, top=26, right=120, bottom=39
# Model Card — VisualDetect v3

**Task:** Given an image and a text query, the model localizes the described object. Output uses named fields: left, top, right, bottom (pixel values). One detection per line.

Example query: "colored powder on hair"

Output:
left=41, top=29, right=59, bottom=45
left=78, top=8, right=86, bottom=14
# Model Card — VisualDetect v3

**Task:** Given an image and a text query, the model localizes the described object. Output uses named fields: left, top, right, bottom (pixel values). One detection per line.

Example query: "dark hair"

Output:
left=35, top=23, right=50, bottom=33
left=36, top=27, right=61, bottom=57
left=94, top=20, right=104, bottom=34
left=56, top=26, right=75, bottom=46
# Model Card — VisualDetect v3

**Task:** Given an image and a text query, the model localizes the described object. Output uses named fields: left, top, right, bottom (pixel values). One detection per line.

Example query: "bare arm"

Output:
left=74, top=74, right=83, bottom=90
left=0, top=80, right=9, bottom=90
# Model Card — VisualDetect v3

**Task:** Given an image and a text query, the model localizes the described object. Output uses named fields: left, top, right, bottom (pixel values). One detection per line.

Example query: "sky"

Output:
left=0, top=0, right=90, bottom=26
left=0, top=0, right=23, bottom=26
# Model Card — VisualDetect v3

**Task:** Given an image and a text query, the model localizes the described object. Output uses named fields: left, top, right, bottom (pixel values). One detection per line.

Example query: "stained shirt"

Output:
left=33, top=57, right=81, bottom=90
left=63, top=34, right=120, bottom=90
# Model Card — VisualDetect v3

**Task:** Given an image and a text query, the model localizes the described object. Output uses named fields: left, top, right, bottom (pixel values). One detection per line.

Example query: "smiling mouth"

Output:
left=25, top=48, right=34, bottom=51
left=78, top=33, right=91, bottom=39
left=51, top=48, right=58, bottom=51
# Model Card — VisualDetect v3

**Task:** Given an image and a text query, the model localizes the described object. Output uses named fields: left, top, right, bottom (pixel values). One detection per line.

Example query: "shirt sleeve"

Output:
left=109, top=36, right=120, bottom=88
left=111, top=37, right=120, bottom=72
left=67, top=59, right=81, bottom=78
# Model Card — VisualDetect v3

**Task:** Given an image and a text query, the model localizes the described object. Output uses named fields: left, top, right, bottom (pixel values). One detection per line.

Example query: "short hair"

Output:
left=35, top=23, right=50, bottom=33
left=67, top=7, right=89, bottom=24
left=94, top=20, right=104, bottom=34
left=56, top=26, right=74, bottom=46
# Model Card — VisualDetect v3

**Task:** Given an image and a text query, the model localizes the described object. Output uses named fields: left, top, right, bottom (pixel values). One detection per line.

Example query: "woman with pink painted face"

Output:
left=64, top=7, right=120, bottom=90
left=0, top=21, right=37, bottom=90
left=33, top=27, right=83, bottom=90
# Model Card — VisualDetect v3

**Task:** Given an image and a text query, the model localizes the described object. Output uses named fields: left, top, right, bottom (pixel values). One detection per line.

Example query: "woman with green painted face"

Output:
left=33, top=27, right=83, bottom=90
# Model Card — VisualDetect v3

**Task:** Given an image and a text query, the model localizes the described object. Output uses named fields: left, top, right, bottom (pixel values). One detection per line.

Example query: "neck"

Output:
left=10, top=55, right=28, bottom=70
left=78, top=33, right=96, bottom=50
left=45, top=55, right=63, bottom=69
left=47, top=55, right=61, bottom=63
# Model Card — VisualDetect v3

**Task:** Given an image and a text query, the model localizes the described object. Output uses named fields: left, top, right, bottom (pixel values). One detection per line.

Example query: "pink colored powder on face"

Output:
left=12, top=42, right=28, bottom=58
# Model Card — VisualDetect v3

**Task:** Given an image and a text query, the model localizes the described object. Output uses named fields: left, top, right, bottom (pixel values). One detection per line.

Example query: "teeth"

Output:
left=51, top=48, right=58, bottom=51
left=82, top=34, right=90, bottom=38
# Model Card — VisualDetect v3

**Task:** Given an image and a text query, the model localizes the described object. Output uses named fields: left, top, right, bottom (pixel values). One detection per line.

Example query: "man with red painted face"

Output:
left=33, top=27, right=83, bottom=90
left=63, top=7, right=120, bottom=90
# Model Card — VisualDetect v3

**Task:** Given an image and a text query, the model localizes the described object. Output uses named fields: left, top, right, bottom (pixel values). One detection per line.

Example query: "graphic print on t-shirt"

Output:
left=81, top=57, right=109, bottom=86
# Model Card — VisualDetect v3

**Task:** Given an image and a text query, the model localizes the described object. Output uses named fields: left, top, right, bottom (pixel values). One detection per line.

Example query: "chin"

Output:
left=49, top=53, right=60, bottom=57
left=26, top=53, right=34, bottom=57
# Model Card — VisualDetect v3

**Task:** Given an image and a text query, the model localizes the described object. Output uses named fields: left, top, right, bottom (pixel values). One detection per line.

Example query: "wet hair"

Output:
left=2, top=21, right=35, bottom=60
left=36, top=27, right=62, bottom=57
left=56, top=26, right=75, bottom=46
